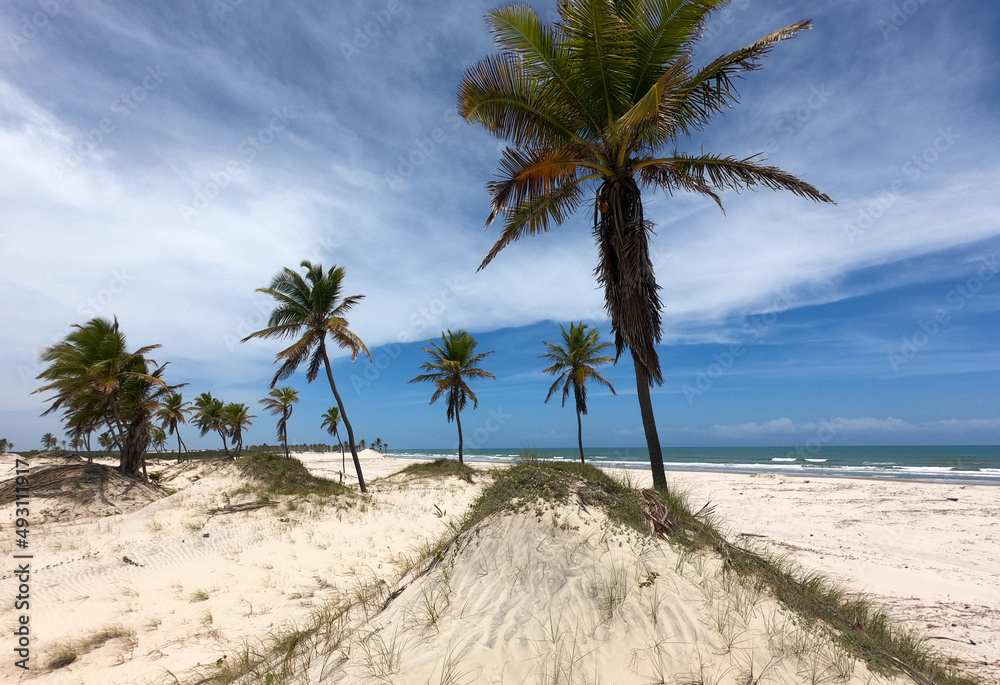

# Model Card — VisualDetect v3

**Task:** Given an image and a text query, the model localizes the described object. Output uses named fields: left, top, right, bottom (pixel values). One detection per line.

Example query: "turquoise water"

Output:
left=388, top=445, right=1000, bottom=485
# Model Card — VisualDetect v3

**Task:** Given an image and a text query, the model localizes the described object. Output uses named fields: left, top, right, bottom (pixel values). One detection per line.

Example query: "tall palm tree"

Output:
left=157, top=392, right=191, bottom=454
left=193, top=392, right=229, bottom=455
left=320, top=406, right=345, bottom=474
left=458, top=1, right=833, bottom=487
left=242, top=261, right=373, bottom=492
left=35, top=317, right=178, bottom=476
left=259, top=387, right=299, bottom=458
left=0, top=438, right=9, bottom=453
left=540, top=322, right=616, bottom=465
left=409, top=330, right=495, bottom=463
left=358, top=438, right=367, bottom=451
left=41, top=433, right=57, bottom=450
left=223, top=402, right=254, bottom=458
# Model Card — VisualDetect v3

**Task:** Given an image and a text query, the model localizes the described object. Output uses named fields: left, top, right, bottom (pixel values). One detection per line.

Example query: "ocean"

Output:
left=387, top=445, right=1000, bottom=485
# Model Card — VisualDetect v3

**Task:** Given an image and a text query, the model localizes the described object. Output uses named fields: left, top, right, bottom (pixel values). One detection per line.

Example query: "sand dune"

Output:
left=319, top=499, right=907, bottom=684
left=1, top=452, right=994, bottom=683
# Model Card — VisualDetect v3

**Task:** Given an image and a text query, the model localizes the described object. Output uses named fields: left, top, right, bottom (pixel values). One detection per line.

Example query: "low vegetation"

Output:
left=183, top=456, right=979, bottom=685
left=397, top=458, right=476, bottom=480
left=457, top=457, right=980, bottom=685
left=462, top=458, right=645, bottom=534
left=46, top=624, right=137, bottom=671
left=237, top=453, right=352, bottom=499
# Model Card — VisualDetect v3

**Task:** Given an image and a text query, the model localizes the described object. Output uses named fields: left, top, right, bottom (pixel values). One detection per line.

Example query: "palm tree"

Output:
left=0, top=438, right=9, bottom=453
left=540, top=322, right=616, bottom=465
left=320, top=406, right=345, bottom=473
left=97, top=431, right=114, bottom=451
left=259, top=387, right=299, bottom=458
left=409, top=330, right=495, bottom=463
left=223, top=403, right=254, bottom=458
left=35, top=318, right=178, bottom=476
left=193, top=392, right=229, bottom=455
left=41, top=433, right=57, bottom=450
left=358, top=438, right=367, bottom=451
left=458, top=2, right=833, bottom=487
left=150, top=425, right=168, bottom=452
left=156, top=392, right=191, bottom=454
left=242, top=261, right=373, bottom=492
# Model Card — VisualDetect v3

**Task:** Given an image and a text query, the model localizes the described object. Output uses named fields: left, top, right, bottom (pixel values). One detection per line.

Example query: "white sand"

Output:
left=0, top=453, right=995, bottom=683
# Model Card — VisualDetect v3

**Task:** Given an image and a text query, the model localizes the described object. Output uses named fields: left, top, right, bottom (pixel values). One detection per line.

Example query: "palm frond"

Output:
left=480, top=180, right=586, bottom=270
left=647, top=152, right=834, bottom=203
left=676, top=19, right=814, bottom=130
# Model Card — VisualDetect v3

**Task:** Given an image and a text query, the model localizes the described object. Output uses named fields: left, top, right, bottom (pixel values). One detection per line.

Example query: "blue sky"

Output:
left=2, top=0, right=999, bottom=451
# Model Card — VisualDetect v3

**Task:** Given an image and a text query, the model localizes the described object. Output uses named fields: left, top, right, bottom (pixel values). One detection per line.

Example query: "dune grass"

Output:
left=644, top=479, right=980, bottom=685
left=460, top=456, right=980, bottom=685
left=398, top=458, right=476, bottom=479
left=46, top=623, right=137, bottom=671
left=237, top=453, right=352, bottom=499
left=461, top=458, right=645, bottom=534
left=183, top=454, right=980, bottom=685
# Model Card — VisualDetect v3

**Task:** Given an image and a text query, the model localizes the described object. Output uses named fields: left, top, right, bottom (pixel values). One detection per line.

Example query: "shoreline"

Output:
left=382, top=452, right=1000, bottom=486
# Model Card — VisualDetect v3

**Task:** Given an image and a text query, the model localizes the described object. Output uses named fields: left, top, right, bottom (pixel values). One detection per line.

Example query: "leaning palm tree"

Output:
left=157, top=392, right=191, bottom=454
left=223, top=402, right=254, bottom=458
left=35, top=317, right=178, bottom=476
left=242, top=261, right=373, bottom=492
left=193, top=392, right=229, bottom=455
left=41, top=433, right=57, bottom=450
left=150, top=425, right=168, bottom=452
left=459, top=1, right=833, bottom=487
left=320, top=406, right=345, bottom=474
left=540, top=322, right=616, bottom=465
left=409, top=330, right=495, bottom=463
left=259, top=387, right=299, bottom=458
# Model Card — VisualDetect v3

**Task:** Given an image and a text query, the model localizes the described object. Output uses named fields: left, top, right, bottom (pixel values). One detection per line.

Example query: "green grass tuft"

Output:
left=461, top=455, right=645, bottom=536
left=398, top=458, right=475, bottom=479
left=238, top=453, right=352, bottom=498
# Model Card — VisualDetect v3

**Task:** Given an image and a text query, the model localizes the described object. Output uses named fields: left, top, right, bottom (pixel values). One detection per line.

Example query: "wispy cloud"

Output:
left=2, top=0, right=999, bottom=447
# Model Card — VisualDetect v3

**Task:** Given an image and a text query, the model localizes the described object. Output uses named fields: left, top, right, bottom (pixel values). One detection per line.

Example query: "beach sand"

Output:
left=0, top=452, right=995, bottom=683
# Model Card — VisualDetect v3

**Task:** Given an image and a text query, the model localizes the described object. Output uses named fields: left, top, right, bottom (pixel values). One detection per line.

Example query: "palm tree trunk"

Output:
left=577, top=407, right=585, bottom=465
left=455, top=406, right=464, bottom=464
left=632, top=351, right=666, bottom=488
left=320, top=341, right=366, bottom=493
left=218, top=429, right=230, bottom=457
left=283, top=413, right=292, bottom=459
